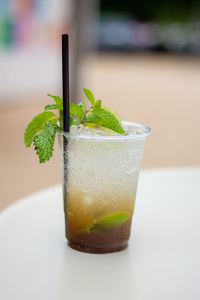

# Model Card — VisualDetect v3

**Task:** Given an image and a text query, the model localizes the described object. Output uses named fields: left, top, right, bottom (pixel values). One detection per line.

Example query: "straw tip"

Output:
left=62, top=34, right=69, bottom=39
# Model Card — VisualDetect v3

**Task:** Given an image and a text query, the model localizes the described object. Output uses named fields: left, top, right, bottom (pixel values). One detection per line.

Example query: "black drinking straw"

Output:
left=62, top=34, right=70, bottom=132
left=62, top=34, right=70, bottom=214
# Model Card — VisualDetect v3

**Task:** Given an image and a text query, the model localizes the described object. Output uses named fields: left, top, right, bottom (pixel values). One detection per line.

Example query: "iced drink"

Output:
left=59, top=121, right=151, bottom=253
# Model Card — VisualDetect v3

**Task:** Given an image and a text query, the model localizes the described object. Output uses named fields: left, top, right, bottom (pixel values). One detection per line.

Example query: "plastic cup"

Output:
left=59, top=121, right=151, bottom=253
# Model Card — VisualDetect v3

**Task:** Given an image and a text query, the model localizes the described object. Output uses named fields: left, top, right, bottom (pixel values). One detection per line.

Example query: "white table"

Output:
left=0, top=168, right=200, bottom=300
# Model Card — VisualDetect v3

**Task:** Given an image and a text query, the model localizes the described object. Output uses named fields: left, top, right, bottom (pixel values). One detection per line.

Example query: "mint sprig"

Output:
left=24, top=111, right=58, bottom=147
left=33, top=121, right=58, bottom=163
left=24, top=95, right=61, bottom=163
left=24, top=88, right=125, bottom=163
left=81, top=89, right=124, bottom=134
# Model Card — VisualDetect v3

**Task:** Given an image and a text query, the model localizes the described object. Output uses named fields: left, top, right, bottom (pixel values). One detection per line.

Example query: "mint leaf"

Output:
left=85, top=106, right=125, bottom=134
left=44, top=104, right=61, bottom=112
left=33, top=121, right=58, bottom=163
left=70, top=103, right=84, bottom=121
left=47, top=94, right=63, bottom=130
left=24, top=111, right=58, bottom=147
left=47, top=94, right=62, bottom=106
left=70, top=115, right=75, bottom=126
left=70, top=115, right=80, bottom=126
left=83, top=88, right=95, bottom=105
left=103, top=106, right=121, bottom=122
left=94, top=100, right=102, bottom=108
left=78, top=101, right=87, bottom=110
left=82, top=212, right=130, bottom=233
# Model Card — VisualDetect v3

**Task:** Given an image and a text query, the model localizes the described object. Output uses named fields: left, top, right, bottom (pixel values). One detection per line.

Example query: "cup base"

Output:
left=67, top=241, right=128, bottom=254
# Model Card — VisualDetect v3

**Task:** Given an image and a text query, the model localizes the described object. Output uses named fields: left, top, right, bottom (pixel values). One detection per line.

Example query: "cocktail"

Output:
left=59, top=122, right=151, bottom=253
left=24, top=34, right=151, bottom=254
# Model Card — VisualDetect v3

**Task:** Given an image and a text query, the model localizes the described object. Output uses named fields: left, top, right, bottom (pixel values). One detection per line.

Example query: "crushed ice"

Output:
left=70, top=124, right=138, bottom=137
left=70, top=124, right=122, bottom=136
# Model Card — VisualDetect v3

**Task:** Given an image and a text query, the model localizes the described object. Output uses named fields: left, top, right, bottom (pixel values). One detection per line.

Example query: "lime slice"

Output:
left=84, top=123, right=121, bottom=136
left=81, top=212, right=131, bottom=233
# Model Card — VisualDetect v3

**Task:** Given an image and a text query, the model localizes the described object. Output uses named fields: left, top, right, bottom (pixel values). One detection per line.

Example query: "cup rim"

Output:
left=58, top=121, right=152, bottom=140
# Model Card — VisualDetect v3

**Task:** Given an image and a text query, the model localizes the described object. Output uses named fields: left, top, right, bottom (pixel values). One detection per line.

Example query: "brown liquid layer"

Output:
left=66, top=220, right=132, bottom=254
left=68, top=241, right=128, bottom=254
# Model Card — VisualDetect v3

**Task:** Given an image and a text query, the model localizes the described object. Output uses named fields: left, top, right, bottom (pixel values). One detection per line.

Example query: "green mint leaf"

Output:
left=46, top=94, right=63, bottom=130
left=24, top=111, right=58, bottom=147
left=70, top=115, right=75, bottom=126
left=103, top=106, right=121, bottom=122
left=82, top=212, right=130, bottom=233
left=78, top=101, right=87, bottom=110
left=47, top=94, right=62, bottom=106
left=70, top=115, right=80, bottom=126
left=70, top=103, right=84, bottom=121
left=33, top=121, right=58, bottom=163
left=85, top=106, right=125, bottom=134
left=94, top=100, right=102, bottom=108
left=83, top=88, right=95, bottom=105
left=44, top=104, right=61, bottom=112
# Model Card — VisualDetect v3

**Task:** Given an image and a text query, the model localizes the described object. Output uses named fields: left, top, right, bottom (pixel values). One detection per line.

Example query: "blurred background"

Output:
left=0, top=0, right=200, bottom=210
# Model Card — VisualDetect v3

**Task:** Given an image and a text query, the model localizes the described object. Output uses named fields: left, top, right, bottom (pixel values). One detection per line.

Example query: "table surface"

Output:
left=0, top=168, right=200, bottom=300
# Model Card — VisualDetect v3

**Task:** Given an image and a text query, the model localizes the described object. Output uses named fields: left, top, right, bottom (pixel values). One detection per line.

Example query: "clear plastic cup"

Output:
left=59, top=121, right=151, bottom=253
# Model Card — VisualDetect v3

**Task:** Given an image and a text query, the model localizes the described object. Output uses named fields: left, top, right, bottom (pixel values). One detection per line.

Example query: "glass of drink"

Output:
left=59, top=121, right=151, bottom=253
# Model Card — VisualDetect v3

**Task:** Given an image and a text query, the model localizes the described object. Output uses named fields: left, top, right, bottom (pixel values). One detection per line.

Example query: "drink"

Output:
left=24, top=83, right=151, bottom=253
left=59, top=121, right=151, bottom=253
